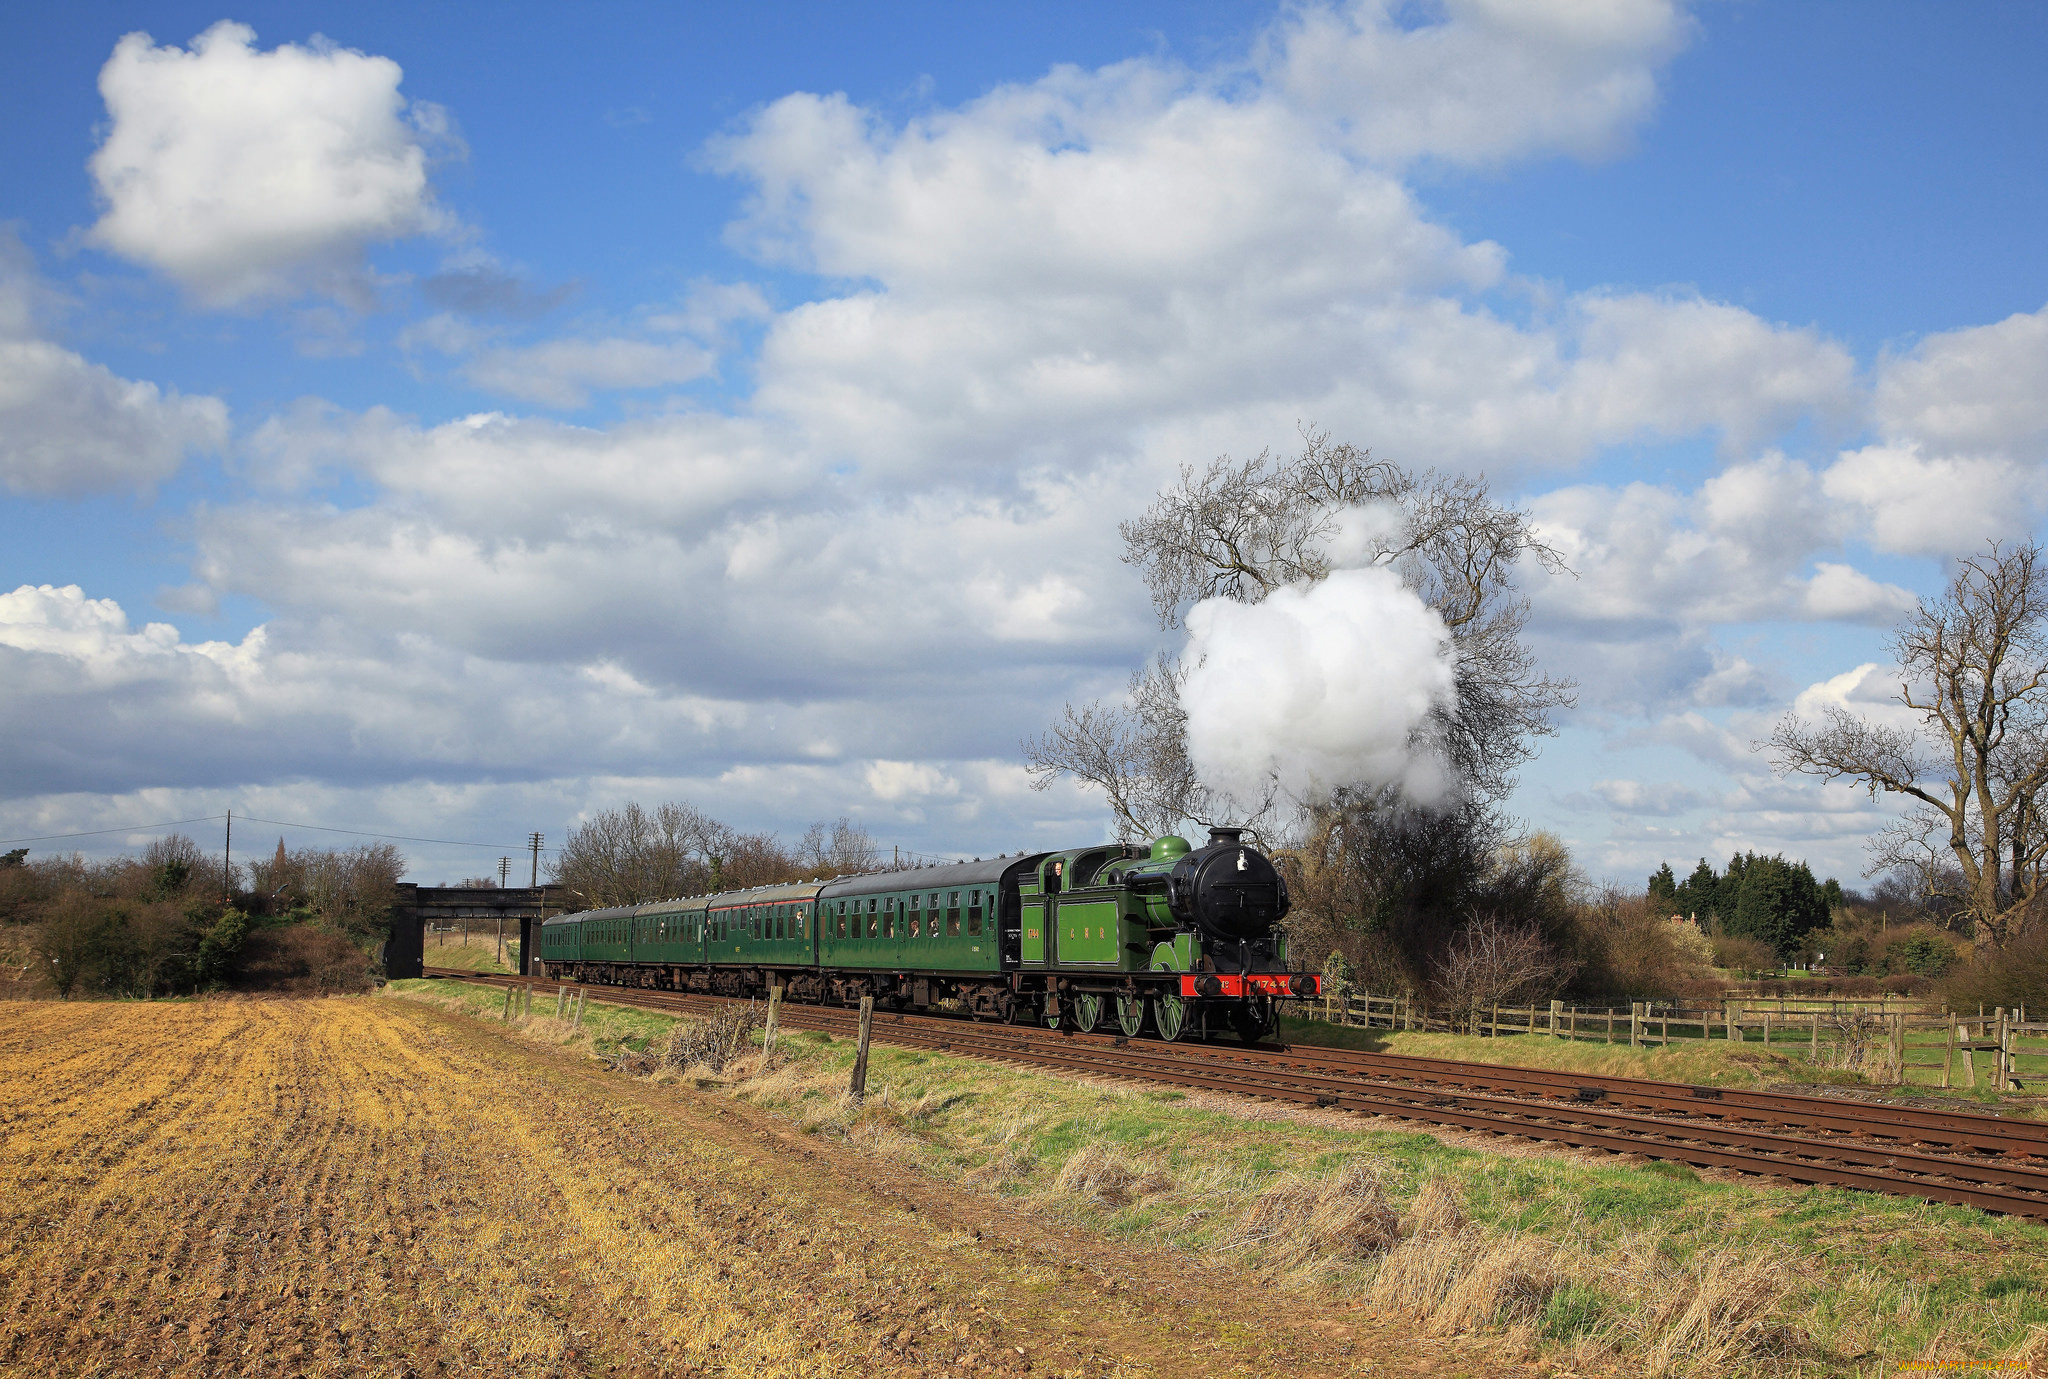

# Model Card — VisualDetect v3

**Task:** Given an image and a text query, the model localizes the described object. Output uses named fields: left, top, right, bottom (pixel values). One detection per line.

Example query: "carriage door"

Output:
left=1039, top=860, right=1061, bottom=967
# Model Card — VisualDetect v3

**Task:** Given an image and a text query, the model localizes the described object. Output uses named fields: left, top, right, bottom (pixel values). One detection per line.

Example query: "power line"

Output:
left=0, top=811, right=552, bottom=853
left=0, top=814, right=226, bottom=846
left=234, top=814, right=553, bottom=852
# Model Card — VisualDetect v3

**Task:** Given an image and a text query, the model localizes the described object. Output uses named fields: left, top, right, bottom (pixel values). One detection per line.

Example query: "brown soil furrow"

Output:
left=0, top=998, right=1525, bottom=1379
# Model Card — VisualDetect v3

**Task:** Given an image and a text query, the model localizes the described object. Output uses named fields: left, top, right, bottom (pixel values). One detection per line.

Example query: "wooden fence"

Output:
left=1301, top=992, right=2044, bottom=1090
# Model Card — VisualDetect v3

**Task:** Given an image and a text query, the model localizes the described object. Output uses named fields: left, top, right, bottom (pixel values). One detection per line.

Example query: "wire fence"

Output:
left=1299, top=990, right=2044, bottom=1090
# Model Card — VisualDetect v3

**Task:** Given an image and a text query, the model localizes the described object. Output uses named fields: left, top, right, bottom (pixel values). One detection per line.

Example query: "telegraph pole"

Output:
left=223, top=809, right=232, bottom=904
left=497, top=856, right=511, bottom=888
left=528, top=832, right=543, bottom=887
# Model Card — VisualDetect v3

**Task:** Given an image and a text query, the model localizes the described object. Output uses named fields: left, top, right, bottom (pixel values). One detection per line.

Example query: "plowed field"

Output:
left=0, top=998, right=1507, bottom=1378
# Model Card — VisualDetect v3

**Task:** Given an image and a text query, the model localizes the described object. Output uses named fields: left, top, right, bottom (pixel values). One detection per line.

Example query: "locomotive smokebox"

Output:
left=1166, top=829, right=1291, bottom=940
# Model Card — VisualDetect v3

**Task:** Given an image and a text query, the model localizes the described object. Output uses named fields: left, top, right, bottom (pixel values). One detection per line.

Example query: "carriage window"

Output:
left=968, top=889, right=983, bottom=936
left=947, top=891, right=961, bottom=937
left=883, top=896, right=895, bottom=939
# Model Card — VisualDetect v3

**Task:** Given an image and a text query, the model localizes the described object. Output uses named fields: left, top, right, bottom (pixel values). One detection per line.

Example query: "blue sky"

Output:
left=2, top=1, right=2044, bottom=885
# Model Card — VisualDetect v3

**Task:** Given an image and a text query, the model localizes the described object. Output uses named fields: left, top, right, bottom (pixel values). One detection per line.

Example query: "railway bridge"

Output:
left=384, top=883, right=571, bottom=979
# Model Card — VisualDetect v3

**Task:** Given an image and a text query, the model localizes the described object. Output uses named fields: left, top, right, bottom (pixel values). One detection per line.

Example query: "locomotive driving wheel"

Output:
left=1071, top=992, right=1103, bottom=1034
left=1114, top=992, right=1146, bottom=1038
left=1152, top=991, right=1188, bottom=1042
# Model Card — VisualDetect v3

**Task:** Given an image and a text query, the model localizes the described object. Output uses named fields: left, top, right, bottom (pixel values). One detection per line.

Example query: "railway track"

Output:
left=425, top=968, right=2048, bottom=1221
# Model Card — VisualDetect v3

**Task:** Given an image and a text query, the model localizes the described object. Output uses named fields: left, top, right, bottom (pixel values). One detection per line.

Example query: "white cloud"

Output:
left=88, top=21, right=452, bottom=307
left=706, top=41, right=1850, bottom=481
left=1799, top=562, right=1917, bottom=622
left=1530, top=456, right=1911, bottom=632
left=1589, top=778, right=1707, bottom=815
left=1875, top=304, right=2048, bottom=460
left=1263, top=0, right=1692, bottom=165
left=461, top=337, right=717, bottom=408
left=15, top=1, right=1974, bottom=876
left=0, top=234, right=227, bottom=495
left=1823, top=443, right=2027, bottom=557
left=1822, top=304, right=2048, bottom=556
left=0, top=340, right=227, bottom=495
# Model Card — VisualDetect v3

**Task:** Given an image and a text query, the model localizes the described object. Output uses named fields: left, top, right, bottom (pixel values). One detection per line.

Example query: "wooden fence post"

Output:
left=555, top=985, right=566, bottom=1019
left=500, top=985, right=513, bottom=1022
left=1629, top=1002, right=1643, bottom=1048
left=1810, top=1011, right=1820, bottom=1062
left=1997, top=1009, right=2011, bottom=1091
left=850, top=994, right=875, bottom=1102
left=765, top=981, right=784, bottom=1056
left=1550, top=999, right=1562, bottom=1038
left=1942, top=1020, right=1956, bottom=1089
left=1890, top=1013, right=1906, bottom=1086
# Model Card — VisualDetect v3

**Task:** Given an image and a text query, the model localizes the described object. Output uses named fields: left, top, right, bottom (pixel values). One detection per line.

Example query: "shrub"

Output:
left=1564, top=890, right=1714, bottom=1000
left=1942, top=924, right=2048, bottom=1013
left=1710, top=931, right=1779, bottom=978
left=234, top=924, right=375, bottom=995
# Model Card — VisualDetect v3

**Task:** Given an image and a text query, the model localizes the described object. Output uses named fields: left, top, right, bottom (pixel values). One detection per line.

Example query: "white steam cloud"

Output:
left=1181, top=567, right=1457, bottom=810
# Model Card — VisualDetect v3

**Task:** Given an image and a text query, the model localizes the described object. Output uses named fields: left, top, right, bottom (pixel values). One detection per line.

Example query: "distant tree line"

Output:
left=1647, top=853, right=1840, bottom=960
left=548, top=802, right=880, bottom=908
left=0, top=834, right=401, bottom=999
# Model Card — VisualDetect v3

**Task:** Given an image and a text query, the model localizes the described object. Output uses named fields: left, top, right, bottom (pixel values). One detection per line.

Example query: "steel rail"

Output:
left=1212, top=1042, right=2048, bottom=1156
left=424, top=970, right=2048, bottom=1219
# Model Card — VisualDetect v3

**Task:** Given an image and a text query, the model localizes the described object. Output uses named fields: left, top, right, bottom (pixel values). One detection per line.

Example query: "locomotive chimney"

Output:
left=1207, top=826, right=1244, bottom=847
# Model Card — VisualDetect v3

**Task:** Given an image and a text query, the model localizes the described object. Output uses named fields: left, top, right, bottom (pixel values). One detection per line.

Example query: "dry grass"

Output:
left=391, top=980, right=2048, bottom=1376
left=1232, top=1162, right=1399, bottom=1269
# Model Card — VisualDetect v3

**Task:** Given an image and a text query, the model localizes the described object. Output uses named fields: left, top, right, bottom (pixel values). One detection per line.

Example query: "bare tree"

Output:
left=1023, top=655, right=1212, bottom=841
left=549, top=801, right=725, bottom=906
left=1433, top=913, right=1575, bottom=1021
left=1769, top=541, right=2048, bottom=949
left=797, top=817, right=880, bottom=876
left=553, top=802, right=885, bottom=905
left=298, top=843, right=405, bottom=948
left=1026, top=428, right=1574, bottom=830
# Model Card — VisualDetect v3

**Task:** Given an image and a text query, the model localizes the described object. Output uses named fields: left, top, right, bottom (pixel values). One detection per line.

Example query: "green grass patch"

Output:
left=417, top=943, right=521, bottom=974
left=1278, top=1014, right=2048, bottom=1113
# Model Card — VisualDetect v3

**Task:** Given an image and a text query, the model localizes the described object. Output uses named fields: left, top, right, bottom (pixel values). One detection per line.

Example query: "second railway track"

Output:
left=426, top=968, right=2048, bottom=1221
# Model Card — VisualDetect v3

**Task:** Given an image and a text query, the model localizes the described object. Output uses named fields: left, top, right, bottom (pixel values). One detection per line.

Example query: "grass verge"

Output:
left=1277, top=1015, right=2048, bottom=1113
left=388, top=979, right=2048, bottom=1376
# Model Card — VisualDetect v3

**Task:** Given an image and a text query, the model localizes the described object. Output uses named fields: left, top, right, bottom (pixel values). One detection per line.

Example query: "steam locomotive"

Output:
left=535, top=826, right=1317, bottom=1041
